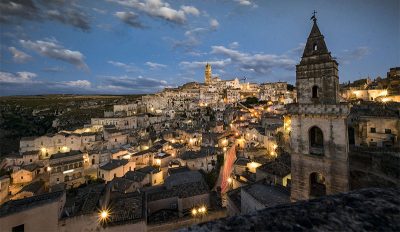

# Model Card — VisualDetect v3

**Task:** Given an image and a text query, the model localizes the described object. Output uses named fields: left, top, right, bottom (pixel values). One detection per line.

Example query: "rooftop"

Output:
left=63, top=184, right=104, bottom=217
left=242, top=181, right=289, bottom=206
left=18, top=180, right=45, bottom=194
left=147, top=180, right=209, bottom=202
left=49, top=150, right=83, bottom=160
left=167, top=166, right=191, bottom=175
left=124, top=170, right=147, bottom=182
left=99, top=159, right=129, bottom=171
left=257, top=160, right=291, bottom=177
left=180, top=147, right=220, bottom=160
left=107, top=192, right=145, bottom=226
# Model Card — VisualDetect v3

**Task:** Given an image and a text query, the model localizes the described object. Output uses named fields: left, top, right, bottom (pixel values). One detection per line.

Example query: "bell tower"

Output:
left=205, top=63, right=212, bottom=85
left=288, top=14, right=351, bottom=201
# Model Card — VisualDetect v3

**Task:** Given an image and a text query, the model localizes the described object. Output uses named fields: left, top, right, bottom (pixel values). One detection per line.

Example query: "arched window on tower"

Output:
left=309, top=126, right=324, bottom=155
left=312, top=86, right=318, bottom=99
left=313, top=43, right=317, bottom=51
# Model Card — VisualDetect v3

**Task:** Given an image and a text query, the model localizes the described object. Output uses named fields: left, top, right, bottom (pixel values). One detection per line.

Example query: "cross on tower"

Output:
left=311, top=10, right=317, bottom=22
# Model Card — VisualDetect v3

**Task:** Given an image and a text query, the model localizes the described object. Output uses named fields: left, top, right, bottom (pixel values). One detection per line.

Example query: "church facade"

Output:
left=287, top=17, right=351, bottom=201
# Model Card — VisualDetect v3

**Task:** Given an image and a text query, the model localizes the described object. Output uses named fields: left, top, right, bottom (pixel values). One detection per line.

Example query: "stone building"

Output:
left=0, top=191, right=66, bottom=232
left=0, top=176, right=10, bottom=204
left=49, top=151, right=85, bottom=188
left=287, top=17, right=351, bottom=201
left=98, top=159, right=136, bottom=182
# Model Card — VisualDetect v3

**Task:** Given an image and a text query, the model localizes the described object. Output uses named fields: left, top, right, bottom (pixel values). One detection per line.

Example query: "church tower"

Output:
left=288, top=15, right=351, bottom=201
left=205, top=63, right=212, bottom=85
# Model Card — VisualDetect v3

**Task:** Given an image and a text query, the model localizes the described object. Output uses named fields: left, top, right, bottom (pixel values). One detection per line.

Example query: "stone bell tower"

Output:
left=205, top=63, right=212, bottom=85
left=287, top=15, right=351, bottom=201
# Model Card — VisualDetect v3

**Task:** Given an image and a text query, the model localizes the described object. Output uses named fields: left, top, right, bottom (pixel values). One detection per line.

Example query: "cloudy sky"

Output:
left=0, top=0, right=398, bottom=96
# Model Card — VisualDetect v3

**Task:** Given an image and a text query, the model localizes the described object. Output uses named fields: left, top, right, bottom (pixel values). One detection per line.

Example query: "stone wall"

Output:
left=349, top=146, right=400, bottom=189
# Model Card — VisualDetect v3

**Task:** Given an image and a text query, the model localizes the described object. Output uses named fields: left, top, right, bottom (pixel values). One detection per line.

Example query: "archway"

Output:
left=309, top=172, right=326, bottom=197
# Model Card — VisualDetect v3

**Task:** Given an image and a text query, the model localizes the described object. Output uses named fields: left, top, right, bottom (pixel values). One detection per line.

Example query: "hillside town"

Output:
left=0, top=16, right=399, bottom=232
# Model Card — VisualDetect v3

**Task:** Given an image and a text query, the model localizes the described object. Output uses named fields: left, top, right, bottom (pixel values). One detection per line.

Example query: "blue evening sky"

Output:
left=0, top=0, right=398, bottom=95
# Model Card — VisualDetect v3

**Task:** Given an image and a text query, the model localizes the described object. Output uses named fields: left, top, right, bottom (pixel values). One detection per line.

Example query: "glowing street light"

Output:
left=192, top=208, right=198, bottom=216
left=98, top=208, right=111, bottom=223
left=192, top=206, right=207, bottom=217
left=227, top=177, right=232, bottom=184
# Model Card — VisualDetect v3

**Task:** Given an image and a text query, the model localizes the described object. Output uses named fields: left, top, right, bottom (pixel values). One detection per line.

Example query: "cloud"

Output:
left=0, top=0, right=90, bottom=30
left=108, top=60, right=139, bottom=72
left=8, top=46, right=32, bottom=63
left=92, top=7, right=107, bottom=14
left=179, top=59, right=231, bottom=69
left=338, top=47, right=370, bottom=64
left=229, top=42, right=239, bottom=49
left=45, top=9, right=90, bottom=31
left=20, top=39, right=88, bottom=70
left=180, top=5, right=200, bottom=16
left=100, top=75, right=168, bottom=93
left=115, top=11, right=145, bottom=28
left=211, top=45, right=296, bottom=74
left=63, top=80, right=91, bottom=88
left=0, top=71, right=37, bottom=84
left=42, top=66, right=64, bottom=72
left=145, top=61, right=167, bottom=69
left=168, top=27, right=209, bottom=52
left=234, top=0, right=257, bottom=7
left=108, top=0, right=199, bottom=24
left=210, top=19, right=219, bottom=30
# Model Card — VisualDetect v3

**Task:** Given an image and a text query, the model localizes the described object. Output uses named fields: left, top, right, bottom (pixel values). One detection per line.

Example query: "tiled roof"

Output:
left=243, top=181, right=289, bottom=206
left=100, top=159, right=129, bottom=171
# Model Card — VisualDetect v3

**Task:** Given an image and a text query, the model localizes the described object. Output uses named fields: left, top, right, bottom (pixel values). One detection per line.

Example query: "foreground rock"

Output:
left=180, top=188, right=400, bottom=231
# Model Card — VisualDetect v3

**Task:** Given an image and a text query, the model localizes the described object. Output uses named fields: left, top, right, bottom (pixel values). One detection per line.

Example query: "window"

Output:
left=370, top=128, right=376, bottom=133
left=21, top=176, right=23, bottom=179
left=313, top=43, right=317, bottom=51
left=102, top=174, right=104, bottom=178
left=114, top=173, right=116, bottom=178
left=312, top=86, right=318, bottom=99
left=309, top=126, right=324, bottom=155
left=154, top=179, right=156, bottom=184
left=30, top=159, right=32, bottom=163
left=92, top=159, right=95, bottom=165
left=385, top=129, right=392, bottom=134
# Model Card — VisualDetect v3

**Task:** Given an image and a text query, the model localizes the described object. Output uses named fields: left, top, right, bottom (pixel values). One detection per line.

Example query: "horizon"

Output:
left=1, top=0, right=399, bottom=96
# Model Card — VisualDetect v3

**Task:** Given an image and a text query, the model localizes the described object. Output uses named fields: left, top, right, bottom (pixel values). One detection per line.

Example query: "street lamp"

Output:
left=192, top=205, right=207, bottom=217
left=98, top=208, right=111, bottom=224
